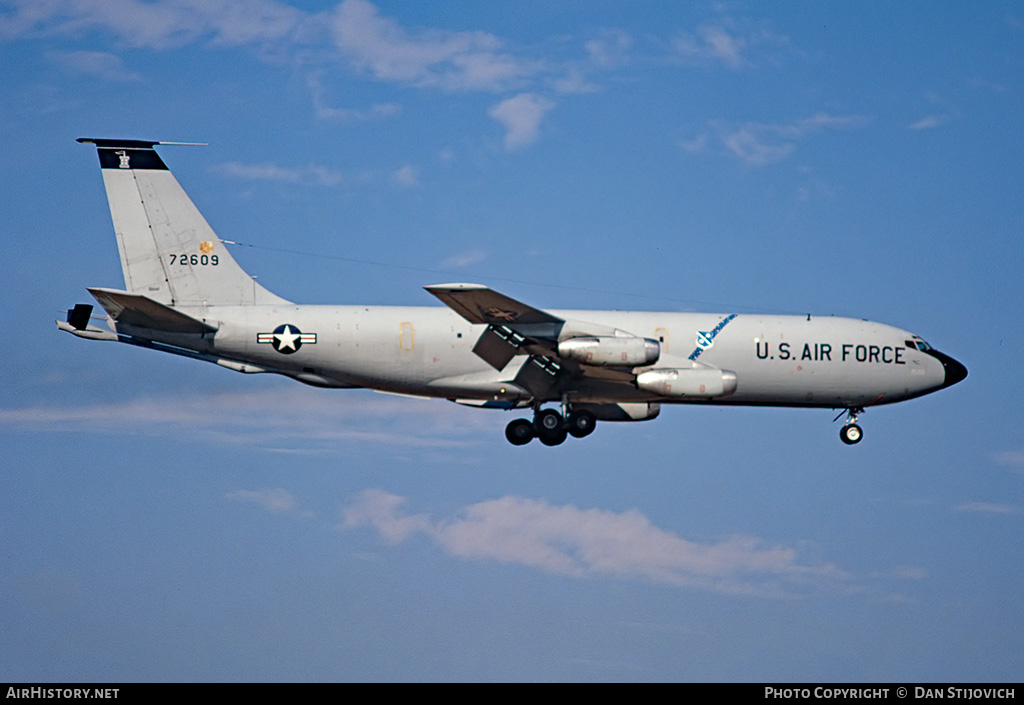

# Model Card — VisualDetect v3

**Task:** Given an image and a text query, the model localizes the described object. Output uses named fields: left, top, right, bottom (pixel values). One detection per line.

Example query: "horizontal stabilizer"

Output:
left=88, top=287, right=217, bottom=334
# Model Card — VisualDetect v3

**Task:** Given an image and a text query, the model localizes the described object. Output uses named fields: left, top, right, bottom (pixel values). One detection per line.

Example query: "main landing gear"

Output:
left=835, top=407, right=865, bottom=445
left=505, top=407, right=597, bottom=446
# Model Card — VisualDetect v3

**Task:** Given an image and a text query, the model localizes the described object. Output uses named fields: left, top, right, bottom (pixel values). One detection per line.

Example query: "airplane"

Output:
left=60, top=138, right=967, bottom=447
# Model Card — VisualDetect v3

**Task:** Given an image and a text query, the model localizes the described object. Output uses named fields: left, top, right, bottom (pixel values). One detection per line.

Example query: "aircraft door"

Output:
left=400, top=322, right=414, bottom=351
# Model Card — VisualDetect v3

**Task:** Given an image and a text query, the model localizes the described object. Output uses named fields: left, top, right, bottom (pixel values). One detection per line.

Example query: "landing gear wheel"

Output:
left=505, top=418, right=535, bottom=446
left=534, top=409, right=566, bottom=446
left=538, top=428, right=567, bottom=446
left=840, top=423, right=863, bottom=445
left=534, top=409, right=563, bottom=434
left=567, top=410, right=597, bottom=438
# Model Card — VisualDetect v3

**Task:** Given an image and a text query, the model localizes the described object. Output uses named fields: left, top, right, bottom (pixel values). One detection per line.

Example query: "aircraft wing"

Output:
left=426, top=283, right=565, bottom=374
left=424, top=283, right=563, bottom=326
left=425, top=283, right=651, bottom=399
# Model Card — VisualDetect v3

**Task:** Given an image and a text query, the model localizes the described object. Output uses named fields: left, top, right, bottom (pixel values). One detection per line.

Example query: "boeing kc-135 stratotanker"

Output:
left=60, top=139, right=967, bottom=446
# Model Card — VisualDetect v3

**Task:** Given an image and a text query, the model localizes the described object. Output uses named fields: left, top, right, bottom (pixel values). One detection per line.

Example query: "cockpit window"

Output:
left=905, top=338, right=932, bottom=352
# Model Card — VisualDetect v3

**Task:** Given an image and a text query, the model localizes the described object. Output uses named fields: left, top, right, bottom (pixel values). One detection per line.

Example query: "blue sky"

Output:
left=1, top=0, right=1022, bottom=682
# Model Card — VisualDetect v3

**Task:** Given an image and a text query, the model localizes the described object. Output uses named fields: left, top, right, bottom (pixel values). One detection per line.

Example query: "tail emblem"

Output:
left=115, top=150, right=130, bottom=168
left=257, top=324, right=317, bottom=354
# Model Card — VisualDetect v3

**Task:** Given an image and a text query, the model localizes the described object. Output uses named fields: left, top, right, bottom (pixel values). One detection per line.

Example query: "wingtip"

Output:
left=424, top=283, right=487, bottom=291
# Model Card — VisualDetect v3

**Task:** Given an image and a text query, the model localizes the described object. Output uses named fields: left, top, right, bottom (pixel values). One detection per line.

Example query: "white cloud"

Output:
left=48, top=50, right=140, bottom=82
left=789, top=113, right=870, bottom=133
left=307, top=71, right=401, bottom=122
left=992, top=451, right=1024, bottom=470
left=699, top=113, right=869, bottom=166
left=341, top=490, right=845, bottom=595
left=213, top=161, right=343, bottom=186
left=585, top=29, right=632, bottom=69
left=306, top=165, right=344, bottom=186
left=671, top=21, right=790, bottom=71
left=909, top=115, right=947, bottom=130
left=0, top=0, right=536, bottom=95
left=392, top=164, right=419, bottom=187
left=1, top=1, right=614, bottom=145
left=871, top=566, right=928, bottom=581
left=215, top=161, right=301, bottom=183
left=341, top=490, right=432, bottom=542
left=0, top=387, right=488, bottom=451
left=440, top=249, right=486, bottom=269
left=328, top=0, right=534, bottom=92
left=227, top=488, right=314, bottom=518
left=954, top=502, right=1018, bottom=515
left=550, top=68, right=599, bottom=95
left=0, top=0, right=309, bottom=49
left=717, top=125, right=794, bottom=166
left=674, top=25, right=749, bottom=69
left=183, top=0, right=310, bottom=47
left=488, top=93, right=555, bottom=151
left=315, top=101, right=401, bottom=122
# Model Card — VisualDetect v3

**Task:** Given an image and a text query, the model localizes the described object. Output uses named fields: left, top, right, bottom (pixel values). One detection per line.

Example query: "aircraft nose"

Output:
left=931, top=350, right=968, bottom=389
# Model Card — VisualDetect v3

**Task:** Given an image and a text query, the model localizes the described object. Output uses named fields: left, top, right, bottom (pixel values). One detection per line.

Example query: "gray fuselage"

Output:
left=154, top=304, right=952, bottom=409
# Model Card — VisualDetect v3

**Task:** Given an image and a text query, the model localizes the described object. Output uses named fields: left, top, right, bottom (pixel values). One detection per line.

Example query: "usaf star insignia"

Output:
left=257, top=324, right=317, bottom=354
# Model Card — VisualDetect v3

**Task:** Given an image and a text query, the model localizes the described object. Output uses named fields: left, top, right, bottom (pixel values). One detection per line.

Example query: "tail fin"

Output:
left=78, top=138, right=289, bottom=306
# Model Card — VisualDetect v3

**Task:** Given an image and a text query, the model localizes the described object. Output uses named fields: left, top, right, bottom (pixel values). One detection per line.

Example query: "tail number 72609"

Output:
left=169, top=253, right=219, bottom=266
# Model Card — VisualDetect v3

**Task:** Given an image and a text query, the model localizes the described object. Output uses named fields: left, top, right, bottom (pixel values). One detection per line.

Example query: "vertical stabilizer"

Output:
left=78, top=138, right=290, bottom=306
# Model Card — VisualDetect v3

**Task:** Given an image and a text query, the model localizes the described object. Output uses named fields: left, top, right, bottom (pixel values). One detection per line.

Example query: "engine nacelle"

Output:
left=635, top=368, right=738, bottom=398
left=558, top=336, right=660, bottom=366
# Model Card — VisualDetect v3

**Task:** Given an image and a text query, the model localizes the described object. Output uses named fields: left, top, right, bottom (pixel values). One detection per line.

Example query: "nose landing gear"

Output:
left=835, top=407, right=865, bottom=445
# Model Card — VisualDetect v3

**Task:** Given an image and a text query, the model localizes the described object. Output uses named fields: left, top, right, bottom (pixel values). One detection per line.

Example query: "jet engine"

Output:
left=558, top=336, right=660, bottom=366
left=635, top=368, right=738, bottom=398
